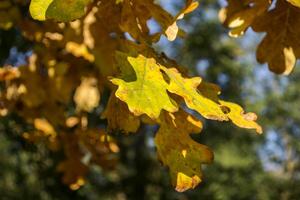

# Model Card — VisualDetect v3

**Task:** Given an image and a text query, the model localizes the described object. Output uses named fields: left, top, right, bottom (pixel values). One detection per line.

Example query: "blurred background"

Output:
left=1, top=0, right=300, bottom=199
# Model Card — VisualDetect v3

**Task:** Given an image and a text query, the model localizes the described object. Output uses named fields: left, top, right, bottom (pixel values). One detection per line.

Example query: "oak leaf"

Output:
left=112, top=54, right=262, bottom=133
left=161, top=67, right=228, bottom=121
left=252, top=0, right=300, bottom=74
left=219, top=0, right=270, bottom=37
left=111, top=54, right=178, bottom=119
left=220, top=101, right=262, bottom=134
left=165, top=0, right=199, bottom=41
left=155, top=110, right=213, bottom=192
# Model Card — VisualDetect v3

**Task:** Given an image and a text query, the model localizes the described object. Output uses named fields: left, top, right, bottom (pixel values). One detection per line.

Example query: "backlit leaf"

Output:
left=155, top=110, right=213, bottom=192
left=111, top=54, right=178, bottom=119
left=161, top=67, right=228, bottom=121
left=220, top=101, right=262, bottom=134
left=30, top=0, right=91, bottom=21
left=287, top=0, right=300, bottom=7
left=219, top=0, right=270, bottom=37
left=252, top=0, right=300, bottom=74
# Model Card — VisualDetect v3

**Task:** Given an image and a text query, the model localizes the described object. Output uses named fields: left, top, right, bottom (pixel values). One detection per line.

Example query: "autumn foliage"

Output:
left=0, top=0, right=298, bottom=192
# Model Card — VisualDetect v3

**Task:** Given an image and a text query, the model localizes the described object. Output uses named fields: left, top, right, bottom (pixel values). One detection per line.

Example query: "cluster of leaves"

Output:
left=220, top=0, right=300, bottom=74
left=2, top=0, right=298, bottom=192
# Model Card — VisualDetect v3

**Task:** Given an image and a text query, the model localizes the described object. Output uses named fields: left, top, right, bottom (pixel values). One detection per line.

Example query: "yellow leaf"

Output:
left=66, top=42, right=94, bottom=62
left=111, top=54, right=178, bottom=119
left=155, top=110, right=213, bottom=192
left=29, top=0, right=52, bottom=21
left=65, top=117, right=80, bottom=128
left=74, top=77, right=100, bottom=112
left=220, top=101, right=262, bottom=134
left=182, top=0, right=199, bottom=15
left=219, top=0, right=270, bottom=37
left=287, top=0, right=300, bottom=7
left=34, top=118, right=57, bottom=138
left=252, top=0, right=300, bottom=74
left=161, top=67, right=262, bottom=133
left=176, top=173, right=201, bottom=192
left=165, top=0, right=199, bottom=41
left=112, top=54, right=261, bottom=133
left=165, top=22, right=179, bottom=41
left=30, top=0, right=91, bottom=22
left=161, top=67, right=228, bottom=121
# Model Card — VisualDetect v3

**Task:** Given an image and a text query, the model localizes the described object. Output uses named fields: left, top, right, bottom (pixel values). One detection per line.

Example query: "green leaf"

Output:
left=111, top=54, right=178, bottom=119
left=29, top=0, right=91, bottom=21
